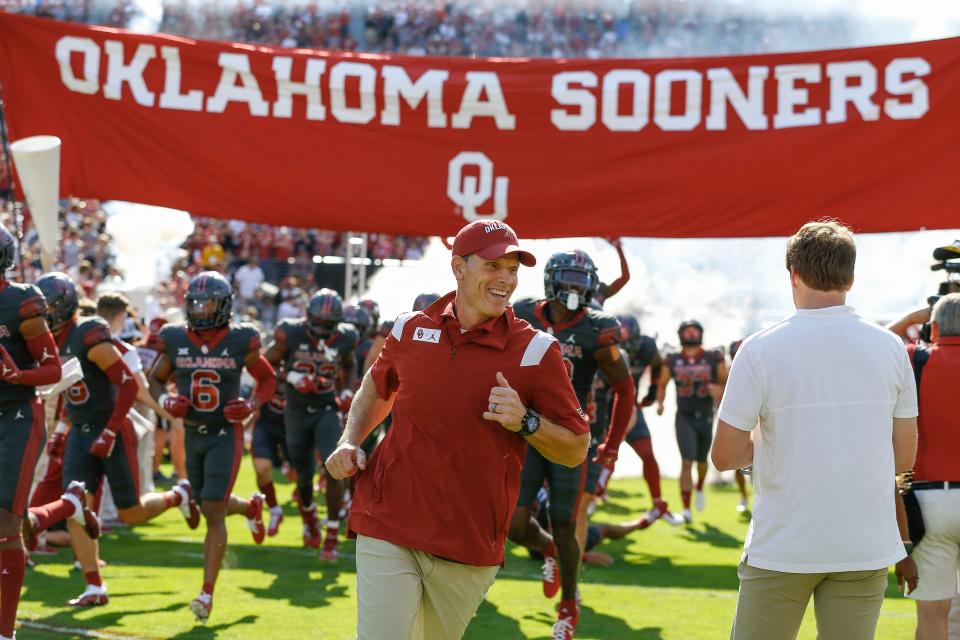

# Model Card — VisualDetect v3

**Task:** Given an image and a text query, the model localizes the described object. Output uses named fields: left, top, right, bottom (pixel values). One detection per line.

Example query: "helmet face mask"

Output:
left=36, top=272, right=79, bottom=332
left=544, top=251, right=599, bottom=311
left=678, top=320, right=704, bottom=347
left=306, top=289, right=344, bottom=339
left=617, top=314, right=641, bottom=352
left=0, top=227, right=17, bottom=275
left=185, top=272, right=233, bottom=331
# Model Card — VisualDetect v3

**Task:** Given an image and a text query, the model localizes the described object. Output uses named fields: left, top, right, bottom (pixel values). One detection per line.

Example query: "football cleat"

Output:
left=267, top=506, right=284, bottom=537
left=301, top=504, right=320, bottom=548
left=551, top=602, right=579, bottom=640
left=541, top=554, right=560, bottom=599
left=67, top=583, right=108, bottom=607
left=681, top=508, right=693, bottom=525
left=174, top=480, right=201, bottom=530
left=637, top=500, right=669, bottom=529
left=320, top=531, right=339, bottom=563
left=695, top=490, right=706, bottom=512
left=661, top=510, right=686, bottom=526
left=737, top=497, right=749, bottom=513
left=246, top=493, right=266, bottom=545
left=189, top=591, right=212, bottom=623
left=64, top=481, right=100, bottom=540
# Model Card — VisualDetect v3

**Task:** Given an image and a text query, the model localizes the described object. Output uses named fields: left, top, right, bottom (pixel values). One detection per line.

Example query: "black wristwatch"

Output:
left=518, top=408, right=540, bottom=437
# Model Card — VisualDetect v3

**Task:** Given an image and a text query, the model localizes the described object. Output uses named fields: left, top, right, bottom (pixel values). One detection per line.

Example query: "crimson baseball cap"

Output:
left=451, top=220, right=536, bottom=267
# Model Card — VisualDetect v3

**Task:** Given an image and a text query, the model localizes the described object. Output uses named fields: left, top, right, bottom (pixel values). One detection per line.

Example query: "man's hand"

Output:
left=89, top=428, right=117, bottom=459
left=895, top=556, right=918, bottom=595
left=656, top=401, right=665, bottom=416
left=224, top=398, right=255, bottom=423
left=162, top=393, right=190, bottom=418
left=0, top=345, right=22, bottom=384
left=325, top=442, right=366, bottom=479
left=294, top=374, right=318, bottom=394
left=483, top=372, right=524, bottom=433
left=594, top=442, right=618, bottom=466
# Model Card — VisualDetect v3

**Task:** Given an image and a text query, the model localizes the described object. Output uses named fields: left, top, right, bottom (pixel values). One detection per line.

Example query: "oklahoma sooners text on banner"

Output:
left=0, top=12, right=957, bottom=238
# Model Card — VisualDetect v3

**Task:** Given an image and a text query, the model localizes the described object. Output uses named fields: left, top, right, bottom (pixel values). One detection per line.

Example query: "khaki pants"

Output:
left=730, top=561, right=888, bottom=640
left=355, top=535, right=499, bottom=640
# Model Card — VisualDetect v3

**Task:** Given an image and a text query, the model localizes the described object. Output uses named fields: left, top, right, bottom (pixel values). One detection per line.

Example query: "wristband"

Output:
left=903, top=542, right=914, bottom=556
left=54, top=421, right=69, bottom=435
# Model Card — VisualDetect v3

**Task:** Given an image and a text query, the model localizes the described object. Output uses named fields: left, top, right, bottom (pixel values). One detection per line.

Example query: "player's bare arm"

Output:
left=655, top=364, right=671, bottom=415
left=593, top=345, right=635, bottom=463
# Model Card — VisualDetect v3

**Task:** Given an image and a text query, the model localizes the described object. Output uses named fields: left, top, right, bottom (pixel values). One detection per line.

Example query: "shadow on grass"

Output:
left=505, top=545, right=741, bottom=592
left=167, top=614, right=259, bottom=639
left=464, top=599, right=524, bottom=639
left=680, top=523, right=743, bottom=549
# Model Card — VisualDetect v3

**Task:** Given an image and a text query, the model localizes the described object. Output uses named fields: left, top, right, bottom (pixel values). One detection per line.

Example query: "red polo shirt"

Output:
left=349, top=291, right=587, bottom=566
left=909, top=337, right=960, bottom=481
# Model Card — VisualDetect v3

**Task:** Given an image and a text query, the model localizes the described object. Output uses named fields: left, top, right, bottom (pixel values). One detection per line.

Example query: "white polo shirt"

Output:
left=719, top=305, right=918, bottom=573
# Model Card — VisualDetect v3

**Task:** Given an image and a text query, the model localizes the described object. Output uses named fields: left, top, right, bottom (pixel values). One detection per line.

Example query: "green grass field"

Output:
left=18, top=469, right=916, bottom=639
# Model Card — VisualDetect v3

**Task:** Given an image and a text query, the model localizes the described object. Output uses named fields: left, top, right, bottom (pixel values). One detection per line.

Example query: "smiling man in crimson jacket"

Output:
left=326, top=220, right=590, bottom=640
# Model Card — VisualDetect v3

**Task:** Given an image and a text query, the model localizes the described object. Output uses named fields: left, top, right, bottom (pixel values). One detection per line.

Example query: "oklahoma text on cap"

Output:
left=451, top=220, right=536, bottom=267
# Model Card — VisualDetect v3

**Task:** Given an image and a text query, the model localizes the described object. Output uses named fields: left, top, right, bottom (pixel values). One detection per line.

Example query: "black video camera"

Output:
left=920, top=241, right=960, bottom=343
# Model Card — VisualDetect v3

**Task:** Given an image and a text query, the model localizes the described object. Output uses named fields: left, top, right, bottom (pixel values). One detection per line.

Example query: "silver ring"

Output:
left=490, top=403, right=499, bottom=414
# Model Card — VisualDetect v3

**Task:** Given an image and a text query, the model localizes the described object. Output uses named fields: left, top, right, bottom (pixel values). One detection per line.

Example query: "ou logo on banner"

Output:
left=447, top=152, right=509, bottom=222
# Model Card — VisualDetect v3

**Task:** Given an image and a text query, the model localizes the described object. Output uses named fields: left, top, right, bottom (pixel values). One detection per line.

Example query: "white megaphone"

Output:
left=10, top=135, right=61, bottom=271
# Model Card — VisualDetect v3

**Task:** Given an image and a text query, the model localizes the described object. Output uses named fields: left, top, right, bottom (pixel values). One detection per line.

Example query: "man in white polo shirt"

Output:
left=712, top=220, right=918, bottom=640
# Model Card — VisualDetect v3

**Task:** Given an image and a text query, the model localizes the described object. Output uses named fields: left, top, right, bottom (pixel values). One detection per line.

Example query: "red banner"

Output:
left=1, top=12, right=958, bottom=238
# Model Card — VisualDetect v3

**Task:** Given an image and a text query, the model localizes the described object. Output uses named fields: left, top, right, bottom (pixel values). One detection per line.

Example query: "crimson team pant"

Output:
left=184, top=423, right=243, bottom=503
left=63, top=419, right=141, bottom=509
left=0, top=398, right=44, bottom=515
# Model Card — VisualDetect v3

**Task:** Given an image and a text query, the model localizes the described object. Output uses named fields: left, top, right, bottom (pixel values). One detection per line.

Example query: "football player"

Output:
left=149, top=271, right=276, bottom=622
left=0, top=228, right=75, bottom=640
left=36, top=272, right=199, bottom=608
left=608, top=314, right=677, bottom=527
left=412, top=292, right=440, bottom=312
left=656, top=320, right=728, bottom=524
left=264, top=288, right=356, bottom=562
left=509, top=250, right=635, bottom=639
left=250, top=369, right=287, bottom=536
left=344, top=305, right=373, bottom=381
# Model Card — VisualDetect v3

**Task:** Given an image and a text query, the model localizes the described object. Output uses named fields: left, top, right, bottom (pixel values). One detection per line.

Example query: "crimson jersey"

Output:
left=157, top=323, right=260, bottom=428
left=513, top=297, right=620, bottom=411
left=0, top=282, right=49, bottom=402
left=58, top=317, right=116, bottom=425
left=273, top=319, right=357, bottom=410
left=665, top=348, right=723, bottom=414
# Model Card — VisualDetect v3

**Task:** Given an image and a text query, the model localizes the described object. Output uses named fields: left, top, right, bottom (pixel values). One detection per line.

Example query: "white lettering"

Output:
left=601, top=70, right=649, bottom=132
left=55, top=36, right=100, bottom=95
left=158, top=46, right=203, bottom=111
left=451, top=72, right=516, bottom=130
left=381, top=66, right=448, bottom=127
left=551, top=71, right=597, bottom=131
left=654, top=69, right=702, bottom=131
left=706, top=66, right=768, bottom=130
left=773, top=64, right=822, bottom=129
left=104, top=40, right=156, bottom=106
left=206, top=53, right=269, bottom=116
left=884, top=57, right=930, bottom=120
left=826, top=61, right=879, bottom=124
left=330, top=61, right=377, bottom=124
left=272, top=57, right=326, bottom=120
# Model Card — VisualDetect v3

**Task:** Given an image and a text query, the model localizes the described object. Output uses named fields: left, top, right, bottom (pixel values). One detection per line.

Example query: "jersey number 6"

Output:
left=191, top=370, right=221, bottom=411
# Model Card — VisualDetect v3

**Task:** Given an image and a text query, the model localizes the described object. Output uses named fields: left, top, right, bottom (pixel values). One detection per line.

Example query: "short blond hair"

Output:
left=785, top=220, right=856, bottom=291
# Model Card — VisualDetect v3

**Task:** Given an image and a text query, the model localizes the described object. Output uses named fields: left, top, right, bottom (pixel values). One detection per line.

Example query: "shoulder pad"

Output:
left=80, top=317, right=113, bottom=349
left=337, top=324, right=359, bottom=344
left=234, top=323, right=262, bottom=352
left=19, top=284, right=48, bottom=320
left=587, top=309, right=621, bottom=346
